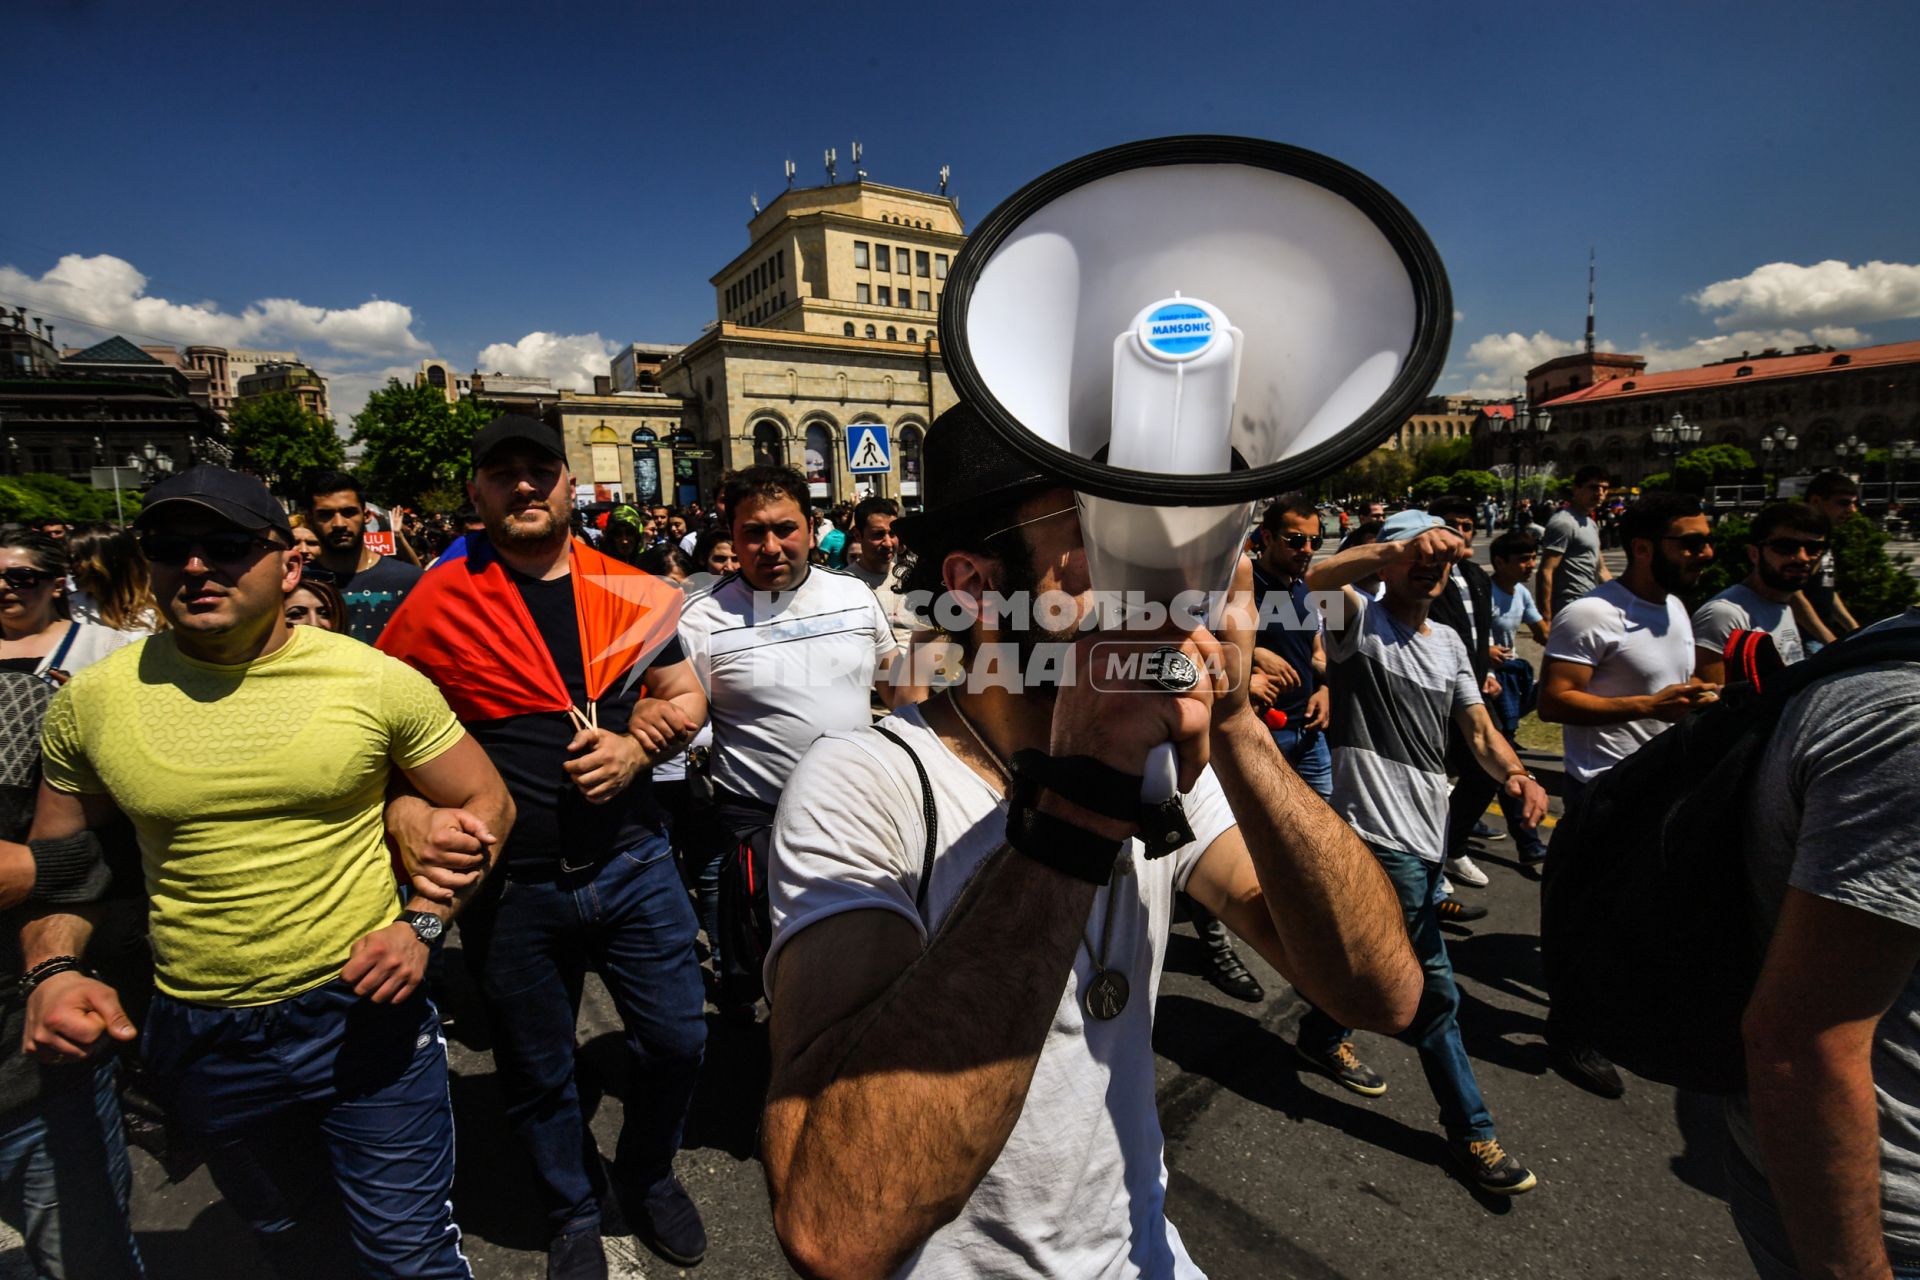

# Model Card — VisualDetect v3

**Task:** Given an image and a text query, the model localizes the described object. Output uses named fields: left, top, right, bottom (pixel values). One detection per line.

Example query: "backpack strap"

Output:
left=872, top=723, right=939, bottom=919
left=37, top=622, right=81, bottom=682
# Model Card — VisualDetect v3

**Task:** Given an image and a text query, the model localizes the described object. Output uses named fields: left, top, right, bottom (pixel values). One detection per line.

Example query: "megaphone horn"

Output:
left=939, top=136, right=1451, bottom=808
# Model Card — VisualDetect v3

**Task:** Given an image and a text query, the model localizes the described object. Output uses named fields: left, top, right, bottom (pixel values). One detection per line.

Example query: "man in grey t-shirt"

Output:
left=1537, top=466, right=1612, bottom=622
left=1730, top=607, right=1920, bottom=1279
left=1692, top=503, right=1829, bottom=683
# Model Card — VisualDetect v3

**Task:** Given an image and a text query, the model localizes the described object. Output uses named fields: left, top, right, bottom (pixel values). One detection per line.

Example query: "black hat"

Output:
left=470, top=414, right=567, bottom=468
left=134, top=465, right=292, bottom=538
left=892, top=402, right=1057, bottom=558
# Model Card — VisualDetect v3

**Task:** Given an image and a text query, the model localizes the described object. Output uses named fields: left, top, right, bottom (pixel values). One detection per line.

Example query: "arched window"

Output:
left=843, top=322, right=855, bottom=337
left=752, top=420, right=786, bottom=467
left=804, top=422, right=835, bottom=502
left=427, top=365, right=446, bottom=389
left=906, top=328, right=917, bottom=343
left=885, top=326, right=897, bottom=341
left=864, top=324, right=877, bottom=339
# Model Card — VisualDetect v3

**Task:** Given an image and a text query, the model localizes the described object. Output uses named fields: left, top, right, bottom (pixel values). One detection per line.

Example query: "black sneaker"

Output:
left=1296, top=1039, right=1387, bottom=1097
left=1453, top=1137, right=1538, bottom=1195
left=548, top=1226, right=608, bottom=1280
left=1551, top=1039, right=1626, bottom=1099
left=1435, top=896, right=1488, bottom=924
left=637, top=1175, right=707, bottom=1267
left=1202, top=942, right=1265, bottom=1003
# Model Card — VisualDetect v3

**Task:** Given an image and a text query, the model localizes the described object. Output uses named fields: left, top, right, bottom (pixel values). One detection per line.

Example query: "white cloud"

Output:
left=1452, top=309, right=1465, bottom=324
left=473, top=331, right=616, bottom=392
left=0, top=253, right=429, bottom=359
left=1691, top=259, right=1920, bottom=330
left=1456, top=329, right=1599, bottom=395
left=330, top=364, right=423, bottom=431
left=1636, top=326, right=1869, bottom=372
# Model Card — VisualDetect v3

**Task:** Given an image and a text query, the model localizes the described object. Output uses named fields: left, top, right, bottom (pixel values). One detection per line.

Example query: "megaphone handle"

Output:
left=1142, top=741, right=1177, bottom=805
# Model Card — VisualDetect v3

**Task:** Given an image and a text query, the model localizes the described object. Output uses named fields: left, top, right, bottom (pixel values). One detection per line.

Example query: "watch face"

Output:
left=406, top=912, right=444, bottom=942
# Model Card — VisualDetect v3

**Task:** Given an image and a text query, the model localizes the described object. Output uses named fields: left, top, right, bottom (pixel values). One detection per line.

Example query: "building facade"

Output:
left=1, top=331, right=230, bottom=482
left=235, top=359, right=331, bottom=419
left=654, top=178, right=966, bottom=510
left=1473, top=339, right=1920, bottom=484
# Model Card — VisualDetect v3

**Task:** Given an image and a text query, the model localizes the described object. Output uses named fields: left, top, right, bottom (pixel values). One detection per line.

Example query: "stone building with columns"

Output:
left=1471, top=339, right=1920, bottom=484
left=654, top=177, right=966, bottom=512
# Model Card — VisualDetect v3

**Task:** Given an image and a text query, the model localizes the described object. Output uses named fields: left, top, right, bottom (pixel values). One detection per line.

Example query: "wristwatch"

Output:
left=399, top=910, right=445, bottom=945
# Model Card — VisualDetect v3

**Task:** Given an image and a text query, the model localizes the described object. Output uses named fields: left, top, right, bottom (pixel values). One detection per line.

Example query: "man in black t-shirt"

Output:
left=384, top=418, right=711, bottom=1278
left=303, top=469, right=423, bottom=642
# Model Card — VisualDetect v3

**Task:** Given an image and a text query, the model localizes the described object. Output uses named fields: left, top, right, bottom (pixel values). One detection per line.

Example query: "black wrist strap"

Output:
left=1006, top=750, right=1142, bottom=822
left=1006, top=802, right=1123, bottom=885
left=19, top=956, right=86, bottom=999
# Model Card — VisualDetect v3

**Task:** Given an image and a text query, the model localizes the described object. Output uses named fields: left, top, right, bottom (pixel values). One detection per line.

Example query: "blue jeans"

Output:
left=0, top=1059, right=143, bottom=1278
left=1298, top=845, right=1496, bottom=1143
left=143, top=980, right=468, bottom=1277
left=458, top=834, right=706, bottom=1235
left=1270, top=725, right=1333, bottom=800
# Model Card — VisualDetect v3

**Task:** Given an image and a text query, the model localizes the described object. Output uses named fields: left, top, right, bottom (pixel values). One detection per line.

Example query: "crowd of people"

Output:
left=0, top=404, right=1914, bottom=1280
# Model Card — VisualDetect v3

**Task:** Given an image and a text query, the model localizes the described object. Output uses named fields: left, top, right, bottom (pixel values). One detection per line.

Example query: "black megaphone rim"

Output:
left=939, top=134, right=1452, bottom=506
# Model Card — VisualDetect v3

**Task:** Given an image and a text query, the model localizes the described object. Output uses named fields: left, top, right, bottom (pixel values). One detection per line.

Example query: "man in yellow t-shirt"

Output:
left=20, top=466, right=514, bottom=1278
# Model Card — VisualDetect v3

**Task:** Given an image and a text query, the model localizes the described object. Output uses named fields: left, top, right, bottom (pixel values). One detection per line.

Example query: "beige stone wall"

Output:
left=551, top=392, right=694, bottom=506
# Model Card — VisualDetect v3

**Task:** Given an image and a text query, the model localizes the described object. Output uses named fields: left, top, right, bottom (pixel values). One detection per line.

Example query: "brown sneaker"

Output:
left=1453, top=1136, right=1538, bottom=1195
left=1296, top=1039, right=1387, bottom=1097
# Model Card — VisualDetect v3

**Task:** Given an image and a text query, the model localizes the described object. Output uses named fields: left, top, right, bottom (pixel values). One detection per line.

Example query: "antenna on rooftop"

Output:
left=784, top=158, right=796, bottom=188
left=1585, top=247, right=1596, bottom=358
left=939, top=164, right=950, bottom=195
left=851, top=140, right=865, bottom=180
left=824, top=148, right=837, bottom=183
left=750, top=191, right=760, bottom=214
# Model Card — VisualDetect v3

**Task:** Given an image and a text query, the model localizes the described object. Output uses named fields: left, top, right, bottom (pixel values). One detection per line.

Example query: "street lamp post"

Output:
left=1838, top=433, right=1868, bottom=474
left=1492, top=399, right=1551, bottom=528
left=1651, top=410, right=1703, bottom=469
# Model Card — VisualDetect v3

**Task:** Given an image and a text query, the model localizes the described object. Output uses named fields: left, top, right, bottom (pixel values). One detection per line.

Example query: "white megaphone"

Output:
left=940, top=136, right=1451, bottom=807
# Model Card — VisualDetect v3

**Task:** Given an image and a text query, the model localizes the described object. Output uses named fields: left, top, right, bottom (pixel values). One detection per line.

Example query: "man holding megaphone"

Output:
left=757, top=405, right=1422, bottom=1279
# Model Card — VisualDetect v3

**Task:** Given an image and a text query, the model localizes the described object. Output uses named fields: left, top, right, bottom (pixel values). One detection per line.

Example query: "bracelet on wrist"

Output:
left=19, top=957, right=87, bottom=999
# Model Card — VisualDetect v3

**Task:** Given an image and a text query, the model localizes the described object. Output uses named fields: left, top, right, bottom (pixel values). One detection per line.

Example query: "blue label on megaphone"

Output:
left=1140, top=302, right=1215, bottom=357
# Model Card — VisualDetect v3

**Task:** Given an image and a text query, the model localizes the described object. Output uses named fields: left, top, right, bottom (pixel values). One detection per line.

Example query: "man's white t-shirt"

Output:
left=678, top=566, right=899, bottom=805
left=767, top=703, right=1237, bottom=1279
left=1542, top=578, right=1696, bottom=782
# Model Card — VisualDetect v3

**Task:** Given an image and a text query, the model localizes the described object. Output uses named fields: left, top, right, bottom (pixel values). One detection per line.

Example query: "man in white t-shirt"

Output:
left=678, top=466, right=901, bottom=820
left=1691, top=502, right=1827, bottom=683
left=1538, top=490, right=1720, bottom=1099
left=758, top=405, right=1421, bottom=1280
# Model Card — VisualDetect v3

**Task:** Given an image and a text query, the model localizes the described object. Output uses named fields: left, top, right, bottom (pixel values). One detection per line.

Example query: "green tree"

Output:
left=1325, top=444, right=1413, bottom=502
left=0, top=473, right=144, bottom=524
left=1445, top=468, right=1504, bottom=498
left=1672, top=444, right=1755, bottom=495
left=1409, top=474, right=1451, bottom=502
left=1831, top=512, right=1919, bottom=625
left=1411, top=436, right=1473, bottom=482
left=351, top=383, right=496, bottom=508
left=228, top=391, right=345, bottom=496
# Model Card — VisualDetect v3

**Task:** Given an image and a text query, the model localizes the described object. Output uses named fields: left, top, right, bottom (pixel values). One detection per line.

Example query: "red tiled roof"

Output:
left=1539, top=340, right=1920, bottom=408
left=1479, top=403, right=1514, bottom=419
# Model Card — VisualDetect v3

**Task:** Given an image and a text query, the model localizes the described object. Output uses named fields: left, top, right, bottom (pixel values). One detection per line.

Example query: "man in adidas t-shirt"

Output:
left=677, top=465, right=901, bottom=855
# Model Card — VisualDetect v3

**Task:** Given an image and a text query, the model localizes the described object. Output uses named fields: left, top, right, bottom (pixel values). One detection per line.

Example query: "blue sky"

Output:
left=6, top=0, right=1918, bottom=423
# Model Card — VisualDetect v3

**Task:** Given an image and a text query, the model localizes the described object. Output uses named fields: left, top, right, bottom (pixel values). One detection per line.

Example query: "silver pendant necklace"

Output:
left=946, top=691, right=1130, bottom=1020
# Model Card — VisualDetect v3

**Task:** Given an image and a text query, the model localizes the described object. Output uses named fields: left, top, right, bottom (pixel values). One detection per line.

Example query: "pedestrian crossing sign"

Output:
left=847, top=423, right=891, bottom=474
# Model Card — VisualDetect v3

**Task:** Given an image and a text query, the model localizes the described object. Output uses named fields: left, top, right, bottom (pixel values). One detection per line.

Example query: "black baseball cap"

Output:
left=892, top=401, right=1056, bottom=559
left=471, top=414, right=567, bottom=468
left=134, top=465, right=293, bottom=539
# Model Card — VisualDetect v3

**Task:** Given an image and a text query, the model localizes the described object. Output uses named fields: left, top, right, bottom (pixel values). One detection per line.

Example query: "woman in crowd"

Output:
left=65, top=525, right=163, bottom=635
left=682, top=531, right=738, bottom=596
left=284, top=577, right=345, bottom=632
left=637, top=544, right=694, bottom=584
left=288, top=514, right=323, bottom=565
left=0, top=532, right=141, bottom=683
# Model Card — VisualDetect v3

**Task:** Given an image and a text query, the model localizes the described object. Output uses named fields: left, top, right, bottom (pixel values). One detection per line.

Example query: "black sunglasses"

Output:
left=1661, top=533, right=1713, bottom=553
left=140, top=532, right=281, bottom=567
left=0, top=568, right=57, bottom=590
left=1278, top=533, right=1325, bottom=551
left=1762, top=537, right=1826, bottom=558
